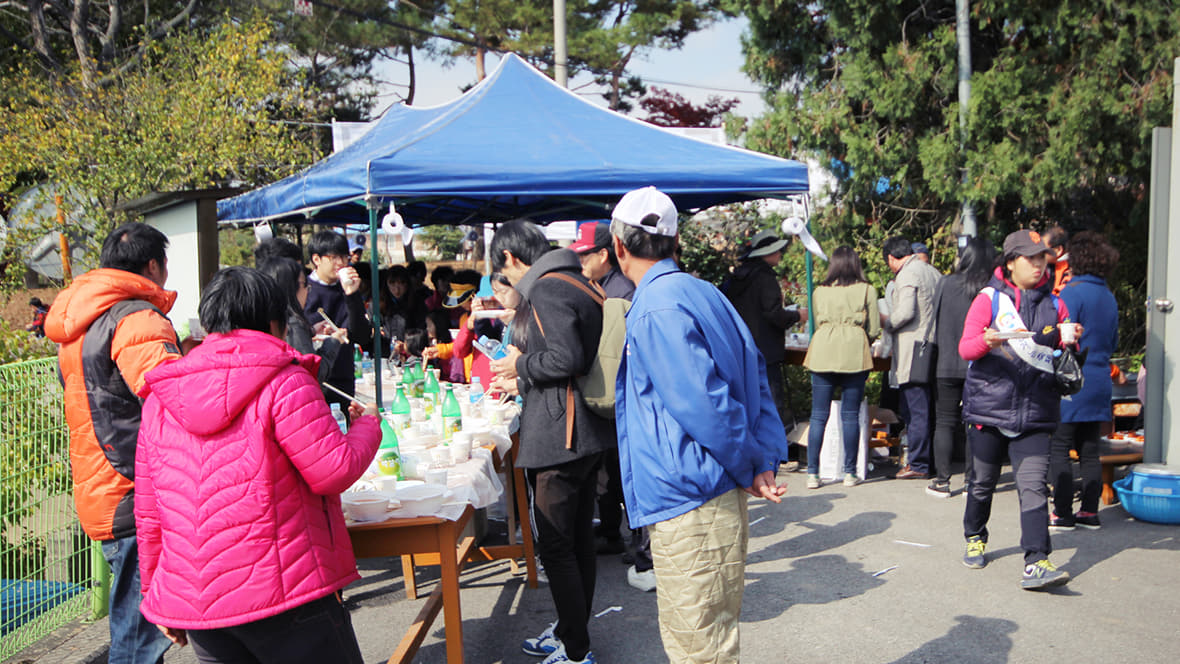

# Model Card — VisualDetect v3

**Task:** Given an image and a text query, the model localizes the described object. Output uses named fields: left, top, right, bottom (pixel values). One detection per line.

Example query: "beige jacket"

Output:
left=804, top=282, right=880, bottom=373
left=885, top=256, right=942, bottom=385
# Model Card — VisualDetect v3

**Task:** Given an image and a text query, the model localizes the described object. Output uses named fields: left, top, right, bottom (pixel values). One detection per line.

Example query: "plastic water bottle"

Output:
left=469, top=376, right=485, bottom=405
left=330, top=402, right=348, bottom=433
left=361, top=351, right=374, bottom=375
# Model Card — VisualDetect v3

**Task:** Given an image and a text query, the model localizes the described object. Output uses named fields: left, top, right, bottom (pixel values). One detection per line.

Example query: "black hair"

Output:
left=307, top=230, right=348, bottom=259
left=29, top=297, right=44, bottom=308
left=956, top=237, right=997, bottom=293
left=609, top=218, right=677, bottom=261
left=253, top=237, right=303, bottom=266
left=257, top=257, right=306, bottom=315
left=425, top=310, right=454, bottom=344
left=450, top=269, right=481, bottom=288
left=408, top=261, right=427, bottom=281
left=431, top=265, right=455, bottom=287
left=490, top=219, right=551, bottom=271
left=882, top=236, right=913, bottom=262
left=1043, top=225, right=1069, bottom=250
left=100, top=222, right=168, bottom=274
left=820, top=246, right=867, bottom=287
left=404, top=328, right=429, bottom=357
left=387, top=264, right=410, bottom=286
left=198, top=266, right=287, bottom=335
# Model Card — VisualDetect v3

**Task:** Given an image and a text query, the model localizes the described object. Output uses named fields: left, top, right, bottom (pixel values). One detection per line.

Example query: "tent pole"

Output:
left=368, top=205, right=384, bottom=406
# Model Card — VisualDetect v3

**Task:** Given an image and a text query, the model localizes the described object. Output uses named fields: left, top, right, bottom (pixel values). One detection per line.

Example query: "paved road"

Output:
left=14, top=463, right=1180, bottom=663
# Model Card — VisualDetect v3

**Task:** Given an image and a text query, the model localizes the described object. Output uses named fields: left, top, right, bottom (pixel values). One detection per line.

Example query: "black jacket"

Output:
left=933, top=273, right=978, bottom=380
left=512, top=249, right=615, bottom=468
left=285, top=307, right=342, bottom=384
left=725, top=259, right=798, bottom=365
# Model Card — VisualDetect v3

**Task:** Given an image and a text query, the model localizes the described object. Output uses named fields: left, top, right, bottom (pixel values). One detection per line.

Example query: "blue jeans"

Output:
left=101, top=535, right=171, bottom=664
left=807, top=371, right=869, bottom=475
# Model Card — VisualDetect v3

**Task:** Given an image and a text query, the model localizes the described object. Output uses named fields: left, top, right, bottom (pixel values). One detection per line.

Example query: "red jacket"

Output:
left=45, top=268, right=181, bottom=541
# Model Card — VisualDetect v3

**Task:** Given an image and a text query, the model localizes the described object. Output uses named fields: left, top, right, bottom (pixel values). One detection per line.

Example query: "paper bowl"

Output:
left=395, top=484, right=448, bottom=517
left=341, top=491, right=395, bottom=521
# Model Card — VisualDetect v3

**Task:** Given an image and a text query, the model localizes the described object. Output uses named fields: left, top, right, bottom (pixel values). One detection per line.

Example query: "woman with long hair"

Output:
left=802, top=246, right=880, bottom=488
left=927, top=237, right=997, bottom=497
left=1048, top=231, right=1119, bottom=530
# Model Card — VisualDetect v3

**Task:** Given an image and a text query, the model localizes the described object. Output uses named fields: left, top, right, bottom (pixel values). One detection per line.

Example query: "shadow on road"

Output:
left=889, top=615, right=1018, bottom=663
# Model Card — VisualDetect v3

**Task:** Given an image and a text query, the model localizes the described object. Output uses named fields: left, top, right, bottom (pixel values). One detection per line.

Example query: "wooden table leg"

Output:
left=1102, top=464, right=1116, bottom=505
left=438, top=519, right=465, bottom=664
left=515, top=464, right=537, bottom=588
left=402, top=555, right=418, bottom=600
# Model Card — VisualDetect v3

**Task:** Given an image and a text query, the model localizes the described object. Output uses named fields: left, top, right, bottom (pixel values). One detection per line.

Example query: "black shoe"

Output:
left=595, top=537, right=624, bottom=555
left=1049, top=513, right=1076, bottom=531
left=1074, top=512, right=1101, bottom=530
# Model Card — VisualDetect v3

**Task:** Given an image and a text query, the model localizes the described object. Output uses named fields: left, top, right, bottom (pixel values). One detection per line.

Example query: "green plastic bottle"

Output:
left=441, top=385, right=462, bottom=440
left=390, top=386, right=412, bottom=431
left=353, top=345, right=363, bottom=379
left=375, top=408, right=403, bottom=479
left=423, top=365, right=441, bottom=405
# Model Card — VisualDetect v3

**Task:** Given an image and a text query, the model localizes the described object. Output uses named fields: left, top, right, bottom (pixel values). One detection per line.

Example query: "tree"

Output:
left=732, top=0, right=1180, bottom=354
left=639, top=86, right=738, bottom=127
left=432, top=2, right=731, bottom=111
left=0, top=18, right=321, bottom=293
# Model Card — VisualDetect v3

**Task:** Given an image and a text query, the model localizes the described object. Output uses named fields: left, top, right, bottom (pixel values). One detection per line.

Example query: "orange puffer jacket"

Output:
left=45, top=268, right=180, bottom=542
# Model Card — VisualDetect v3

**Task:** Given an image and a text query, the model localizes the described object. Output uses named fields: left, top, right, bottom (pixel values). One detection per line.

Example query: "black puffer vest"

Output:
left=962, top=273, right=1062, bottom=434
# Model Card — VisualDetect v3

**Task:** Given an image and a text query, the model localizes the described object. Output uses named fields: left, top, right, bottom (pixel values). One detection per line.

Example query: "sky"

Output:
left=370, top=15, right=768, bottom=120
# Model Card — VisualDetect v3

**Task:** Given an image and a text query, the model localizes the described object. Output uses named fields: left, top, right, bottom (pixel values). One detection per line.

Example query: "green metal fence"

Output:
left=1, top=357, right=105, bottom=659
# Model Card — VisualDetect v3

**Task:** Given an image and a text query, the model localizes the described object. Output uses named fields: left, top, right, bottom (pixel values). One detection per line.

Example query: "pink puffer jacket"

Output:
left=135, top=329, right=381, bottom=630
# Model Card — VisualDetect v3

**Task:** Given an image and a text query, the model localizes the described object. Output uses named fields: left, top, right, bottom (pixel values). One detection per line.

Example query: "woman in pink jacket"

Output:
left=135, top=266, right=381, bottom=664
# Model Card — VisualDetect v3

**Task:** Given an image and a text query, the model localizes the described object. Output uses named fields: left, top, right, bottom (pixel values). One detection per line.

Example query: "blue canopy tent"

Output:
left=218, top=53, right=810, bottom=402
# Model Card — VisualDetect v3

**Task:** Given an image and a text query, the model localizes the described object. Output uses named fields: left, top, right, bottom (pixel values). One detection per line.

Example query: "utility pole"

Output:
left=553, top=0, right=568, bottom=87
left=956, top=0, right=977, bottom=237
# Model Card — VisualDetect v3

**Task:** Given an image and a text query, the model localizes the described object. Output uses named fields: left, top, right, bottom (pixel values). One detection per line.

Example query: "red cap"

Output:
left=569, top=222, right=610, bottom=254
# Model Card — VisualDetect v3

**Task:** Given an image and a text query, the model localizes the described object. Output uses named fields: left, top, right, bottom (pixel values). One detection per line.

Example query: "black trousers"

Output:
left=932, top=377, right=968, bottom=484
left=1049, top=421, right=1103, bottom=516
left=528, top=452, right=603, bottom=661
left=595, top=448, right=626, bottom=540
left=187, top=594, right=363, bottom=664
left=963, top=426, right=1052, bottom=564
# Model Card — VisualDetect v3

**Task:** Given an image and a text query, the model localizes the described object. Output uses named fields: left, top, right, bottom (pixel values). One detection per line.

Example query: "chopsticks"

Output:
left=321, top=381, right=373, bottom=407
left=316, top=308, right=341, bottom=333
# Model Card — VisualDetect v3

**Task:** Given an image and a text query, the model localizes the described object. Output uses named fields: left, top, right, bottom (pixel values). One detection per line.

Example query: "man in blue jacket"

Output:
left=611, top=186, right=789, bottom=664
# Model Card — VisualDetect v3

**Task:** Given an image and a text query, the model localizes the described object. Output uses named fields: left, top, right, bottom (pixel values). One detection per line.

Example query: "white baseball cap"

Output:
left=611, top=186, right=678, bottom=237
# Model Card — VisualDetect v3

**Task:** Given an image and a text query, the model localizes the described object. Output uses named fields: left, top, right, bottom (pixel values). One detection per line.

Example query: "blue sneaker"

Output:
left=522, top=622, right=560, bottom=657
left=541, top=643, right=597, bottom=664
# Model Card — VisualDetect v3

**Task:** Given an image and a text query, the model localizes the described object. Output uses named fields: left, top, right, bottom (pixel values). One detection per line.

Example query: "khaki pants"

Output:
left=649, top=489, right=748, bottom=664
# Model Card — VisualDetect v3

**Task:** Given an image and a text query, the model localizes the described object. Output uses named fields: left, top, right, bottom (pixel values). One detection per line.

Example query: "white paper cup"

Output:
left=337, top=267, right=358, bottom=290
left=424, top=467, right=448, bottom=485
left=430, top=445, right=451, bottom=467
left=1060, top=322, right=1080, bottom=344
left=449, top=444, right=469, bottom=465
left=374, top=476, right=399, bottom=493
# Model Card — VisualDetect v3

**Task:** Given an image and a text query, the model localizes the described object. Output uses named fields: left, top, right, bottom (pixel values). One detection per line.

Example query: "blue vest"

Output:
left=962, top=276, right=1062, bottom=434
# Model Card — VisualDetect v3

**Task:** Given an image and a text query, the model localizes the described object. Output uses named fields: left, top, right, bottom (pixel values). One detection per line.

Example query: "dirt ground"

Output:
left=1, top=286, right=59, bottom=330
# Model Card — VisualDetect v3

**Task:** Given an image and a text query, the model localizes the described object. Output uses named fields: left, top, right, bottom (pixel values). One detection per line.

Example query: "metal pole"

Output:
left=956, top=0, right=977, bottom=237
left=553, top=0, right=568, bottom=87
left=368, top=206, right=384, bottom=407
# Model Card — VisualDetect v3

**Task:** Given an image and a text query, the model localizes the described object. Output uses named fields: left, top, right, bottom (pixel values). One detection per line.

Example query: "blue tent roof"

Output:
left=217, top=54, right=808, bottom=227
